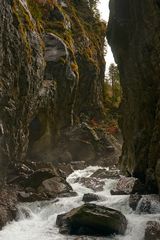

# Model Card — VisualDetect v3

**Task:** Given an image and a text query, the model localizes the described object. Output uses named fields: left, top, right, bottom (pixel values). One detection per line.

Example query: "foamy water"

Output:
left=0, top=166, right=159, bottom=240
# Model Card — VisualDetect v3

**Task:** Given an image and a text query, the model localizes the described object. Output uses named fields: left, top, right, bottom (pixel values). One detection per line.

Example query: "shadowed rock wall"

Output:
left=0, top=0, right=106, bottom=180
left=107, top=0, right=160, bottom=193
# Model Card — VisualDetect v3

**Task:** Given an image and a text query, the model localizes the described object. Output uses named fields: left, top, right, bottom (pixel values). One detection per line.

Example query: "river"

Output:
left=0, top=166, right=159, bottom=240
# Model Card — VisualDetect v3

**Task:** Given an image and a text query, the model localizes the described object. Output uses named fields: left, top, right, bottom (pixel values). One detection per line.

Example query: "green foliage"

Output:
left=104, top=63, right=121, bottom=108
left=103, top=63, right=122, bottom=129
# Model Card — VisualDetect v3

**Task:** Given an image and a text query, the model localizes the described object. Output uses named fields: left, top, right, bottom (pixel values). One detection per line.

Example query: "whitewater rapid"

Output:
left=0, top=166, right=159, bottom=240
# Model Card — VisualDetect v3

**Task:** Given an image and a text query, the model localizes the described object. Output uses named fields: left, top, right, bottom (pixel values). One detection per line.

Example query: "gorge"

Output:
left=0, top=0, right=160, bottom=239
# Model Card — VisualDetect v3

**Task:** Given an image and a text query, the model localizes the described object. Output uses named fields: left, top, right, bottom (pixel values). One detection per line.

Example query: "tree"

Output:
left=105, top=63, right=121, bottom=107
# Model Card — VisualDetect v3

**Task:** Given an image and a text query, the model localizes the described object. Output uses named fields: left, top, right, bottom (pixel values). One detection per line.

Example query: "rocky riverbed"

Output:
left=0, top=166, right=159, bottom=240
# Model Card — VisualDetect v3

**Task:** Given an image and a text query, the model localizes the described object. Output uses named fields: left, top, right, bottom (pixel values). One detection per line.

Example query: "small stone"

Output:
left=82, top=193, right=100, bottom=202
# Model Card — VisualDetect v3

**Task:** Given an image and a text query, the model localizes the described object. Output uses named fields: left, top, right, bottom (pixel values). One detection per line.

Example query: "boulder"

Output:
left=111, top=177, right=145, bottom=195
left=82, top=193, right=100, bottom=203
left=58, top=163, right=74, bottom=178
left=129, top=194, right=142, bottom=211
left=18, top=175, right=74, bottom=202
left=38, top=176, right=73, bottom=197
left=136, top=195, right=160, bottom=214
left=56, top=203, right=127, bottom=236
left=18, top=191, right=49, bottom=202
left=144, top=221, right=160, bottom=240
left=75, top=177, right=105, bottom=192
left=21, top=168, right=56, bottom=188
left=90, top=168, right=120, bottom=179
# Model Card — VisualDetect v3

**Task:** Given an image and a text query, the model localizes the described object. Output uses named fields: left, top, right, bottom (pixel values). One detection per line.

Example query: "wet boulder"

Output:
left=136, top=195, right=160, bottom=214
left=82, top=193, right=100, bottom=203
left=129, top=194, right=142, bottom=211
left=38, top=176, right=73, bottom=198
left=56, top=203, right=127, bottom=236
left=111, top=177, right=145, bottom=195
left=75, top=177, right=105, bottom=192
left=90, top=168, right=120, bottom=179
left=144, top=221, right=160, bottom=240
left=18, top=176, right=73, bottom=202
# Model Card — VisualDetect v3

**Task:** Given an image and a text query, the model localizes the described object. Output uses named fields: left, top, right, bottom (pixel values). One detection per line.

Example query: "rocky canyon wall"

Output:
left=107, top=0, right=160, bottom=193
left=0, top=0, right=106, bottom=180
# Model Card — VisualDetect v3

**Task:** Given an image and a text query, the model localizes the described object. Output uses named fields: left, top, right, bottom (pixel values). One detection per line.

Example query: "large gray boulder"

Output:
left=56, top=203, right=127, bottom=236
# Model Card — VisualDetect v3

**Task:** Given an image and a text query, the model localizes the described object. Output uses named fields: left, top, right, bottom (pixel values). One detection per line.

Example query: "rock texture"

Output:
left=82, top=193, right=100, bottom=203
left=52, top=123, right=120, bottom=167
left=107, top=0, right=160, bottom=193
left=0, top=188, right=18, bottom=229
left=110, top=177, right=145, bottom=195
left=0, top=0, right=106, bottom=182
left=0, top=0, right=44, bottom=182
left=7, top=161, right=74, bottom=202
left=144, top=221, right=160, bottom=240
left=56, top=203, right=127, bottom=236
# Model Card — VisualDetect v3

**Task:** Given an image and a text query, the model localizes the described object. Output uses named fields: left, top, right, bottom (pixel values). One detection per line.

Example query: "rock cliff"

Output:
left=107, top=0, right=160, bottom=193
left=0, top=0, right=106, bottom=181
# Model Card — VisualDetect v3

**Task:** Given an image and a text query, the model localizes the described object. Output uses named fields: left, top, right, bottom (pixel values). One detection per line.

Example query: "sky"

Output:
left=97, top=0, right=115, bottom=74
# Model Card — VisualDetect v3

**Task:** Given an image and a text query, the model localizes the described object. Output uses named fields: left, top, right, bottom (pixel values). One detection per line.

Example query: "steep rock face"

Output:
left=0, top=0, right=106, bottom=179
left=107, top=0, right=160, bottom=193
left=26, top=0, right=106, bottom=161
left=0, top=0, right=44, bottom=181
